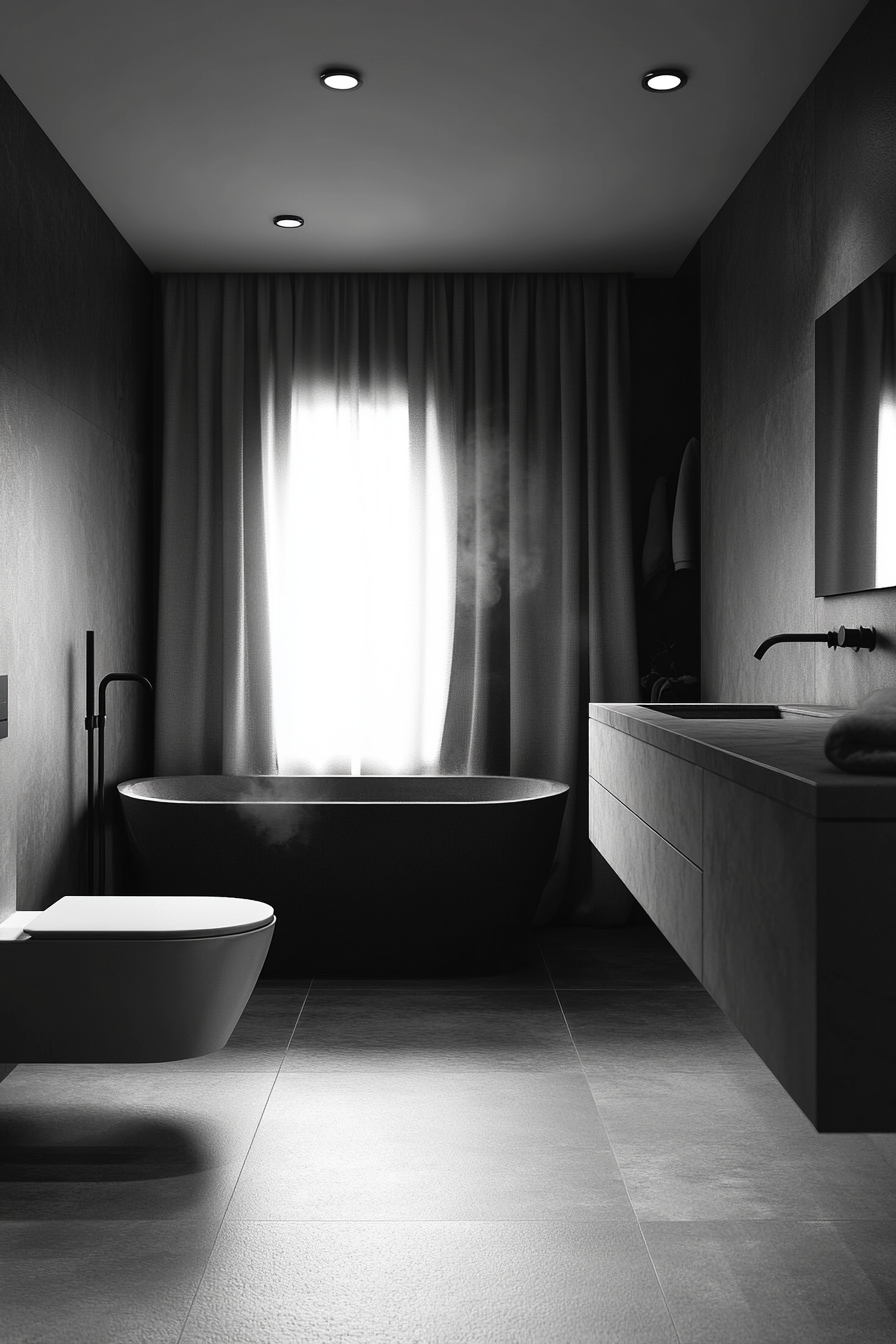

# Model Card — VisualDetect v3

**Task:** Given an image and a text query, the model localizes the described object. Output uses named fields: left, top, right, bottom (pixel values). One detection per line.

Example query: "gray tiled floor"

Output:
left=1, top=923, right=895, bottom=1343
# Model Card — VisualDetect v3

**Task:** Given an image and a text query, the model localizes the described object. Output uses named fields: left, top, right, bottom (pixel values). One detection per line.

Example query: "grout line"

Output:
left=539, top=940, right=684, bottom=1344
left=173, top=977, right=314, bottom=1343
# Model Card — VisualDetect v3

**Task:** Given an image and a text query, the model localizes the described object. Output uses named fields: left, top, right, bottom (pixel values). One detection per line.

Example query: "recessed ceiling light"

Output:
left=273, top=215, right=304, bottom=228
left=320, top=67, right=362, bottom=91
left=642, top=69, right=687, bottom=91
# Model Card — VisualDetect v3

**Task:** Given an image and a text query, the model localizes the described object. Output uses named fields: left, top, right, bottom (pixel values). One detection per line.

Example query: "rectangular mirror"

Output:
left=815, top=252, right=896, bottom=596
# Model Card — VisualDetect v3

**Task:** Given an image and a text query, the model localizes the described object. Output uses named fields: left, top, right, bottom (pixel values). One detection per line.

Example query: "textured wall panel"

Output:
left=702, top=373, right=816, bottom=702
left=0, top=79, right=22, bottom=377
left=701, top=0, right=896, bottom=707
left=11, top=108, right=152, bottom=445
left=0, top=367, right=18, bottom=922
left=701, top=89, right=815, bottom=445
left=0, top=72, right=153, bottom=914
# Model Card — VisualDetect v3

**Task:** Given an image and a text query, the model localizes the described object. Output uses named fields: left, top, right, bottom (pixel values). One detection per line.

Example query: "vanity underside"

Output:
left=589, top=703, right=896, bottom=1133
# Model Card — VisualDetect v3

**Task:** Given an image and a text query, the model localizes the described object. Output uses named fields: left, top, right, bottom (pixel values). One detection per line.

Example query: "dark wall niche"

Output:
left=629, top=245, right=701, bottom=700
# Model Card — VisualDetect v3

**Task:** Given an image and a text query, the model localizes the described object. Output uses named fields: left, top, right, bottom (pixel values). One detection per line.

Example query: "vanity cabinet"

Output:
left=589, top=704, right=896, bottom=1132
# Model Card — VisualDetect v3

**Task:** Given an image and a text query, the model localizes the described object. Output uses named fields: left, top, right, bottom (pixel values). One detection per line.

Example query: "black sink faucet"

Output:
left=754, top=626, right=876, bottom=660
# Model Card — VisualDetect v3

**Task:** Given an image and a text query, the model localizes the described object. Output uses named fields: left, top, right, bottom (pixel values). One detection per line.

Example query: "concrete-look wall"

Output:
left=0, top=72, right=154, bottom=928
left=700, top=0, right=896, bottom=706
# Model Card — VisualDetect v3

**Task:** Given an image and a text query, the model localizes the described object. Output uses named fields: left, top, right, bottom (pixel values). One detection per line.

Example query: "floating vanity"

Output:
left=589, top=703, right=896, bottom=1132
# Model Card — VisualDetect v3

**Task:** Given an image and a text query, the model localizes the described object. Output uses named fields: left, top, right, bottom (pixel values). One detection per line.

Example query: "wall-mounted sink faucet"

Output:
left=753, top=625, right=876, bottom=660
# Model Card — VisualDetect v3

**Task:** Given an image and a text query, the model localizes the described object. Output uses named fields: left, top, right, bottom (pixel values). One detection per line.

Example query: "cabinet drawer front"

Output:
left=589, top=720, right=703, bottom=864
left=589, top=779, right=702, bottom=978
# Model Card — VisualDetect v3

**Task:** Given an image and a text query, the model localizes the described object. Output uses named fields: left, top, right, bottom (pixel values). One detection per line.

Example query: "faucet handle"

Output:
left=836, top=626, right=876, bottom=651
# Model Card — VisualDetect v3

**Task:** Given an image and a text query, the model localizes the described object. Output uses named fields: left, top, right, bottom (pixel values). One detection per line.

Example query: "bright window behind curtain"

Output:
left=264, top=385, right=454, bottom=775
left=156, top=272, right=636, bottom=923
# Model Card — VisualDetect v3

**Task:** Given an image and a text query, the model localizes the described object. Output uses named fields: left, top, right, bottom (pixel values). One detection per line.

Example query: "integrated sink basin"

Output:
left=640, top=704, right=783, bottom=719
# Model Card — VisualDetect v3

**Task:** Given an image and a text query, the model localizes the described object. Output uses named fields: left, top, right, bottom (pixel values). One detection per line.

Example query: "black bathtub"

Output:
left=118, top=775, right=568, bottom=974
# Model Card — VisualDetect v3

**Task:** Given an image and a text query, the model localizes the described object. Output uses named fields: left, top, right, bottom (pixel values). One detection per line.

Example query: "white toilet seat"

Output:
left=21, top=895, right=274, bottom=940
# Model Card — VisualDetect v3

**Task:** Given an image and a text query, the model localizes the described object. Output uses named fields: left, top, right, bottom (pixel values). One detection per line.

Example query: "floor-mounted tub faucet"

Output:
left=85, top=631, right=153, bottom=895
left=753, top=625, right=876, bottom=660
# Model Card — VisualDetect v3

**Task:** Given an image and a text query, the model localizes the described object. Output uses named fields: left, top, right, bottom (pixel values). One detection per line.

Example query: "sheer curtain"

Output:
left=432, top=275, right=637, bottom=916
left=261, top=277, right=455, bottom=774
left=155, top=273, right=637, bottom=916
left=155, top=276, right=277, bottom=775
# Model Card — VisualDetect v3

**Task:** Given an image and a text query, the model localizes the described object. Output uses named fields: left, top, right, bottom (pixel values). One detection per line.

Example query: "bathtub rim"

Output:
left=118, top=773, right=570, bottom=806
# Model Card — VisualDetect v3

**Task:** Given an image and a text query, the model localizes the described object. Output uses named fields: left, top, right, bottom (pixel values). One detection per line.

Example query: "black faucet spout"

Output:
left=753, top=626, right=876, bottom=660
left=753, top=632, right=836, bottom=661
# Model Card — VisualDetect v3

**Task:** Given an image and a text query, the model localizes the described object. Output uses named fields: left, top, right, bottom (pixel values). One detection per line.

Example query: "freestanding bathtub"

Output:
left=118, top=775, right=568, bottom=974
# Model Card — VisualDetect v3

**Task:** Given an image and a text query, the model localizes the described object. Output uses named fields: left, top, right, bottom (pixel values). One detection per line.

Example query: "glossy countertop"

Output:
left=589, top=703, right=896, bottom=820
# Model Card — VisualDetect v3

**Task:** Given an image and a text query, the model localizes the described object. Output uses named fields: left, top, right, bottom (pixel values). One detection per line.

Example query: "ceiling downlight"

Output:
left=273, top=215, right=304, bottom=228
left=320, top=67, right=362, bottom=90
left=642, top=69, right=687, bottom=91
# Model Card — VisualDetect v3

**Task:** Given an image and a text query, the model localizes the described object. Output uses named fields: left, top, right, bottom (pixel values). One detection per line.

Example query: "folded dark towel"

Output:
left=824, top=688, right=896, bottom=774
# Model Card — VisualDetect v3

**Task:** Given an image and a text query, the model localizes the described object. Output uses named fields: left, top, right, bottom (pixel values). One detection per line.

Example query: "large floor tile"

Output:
left=227, top=1070, right=631, bottom=1222
left=2, top=925, right=894, bottom=1343
left=0, top=1070, right=273, bottom=1220
left=590, top=1068, right=817, bottom=1142
left=612, top=1131, right=896, bottom=1221
left=283, top=989, right=580, bottom=1072
left=561, top=990, right=762, bottom=1077
left=831, top=1221, right=896, bottom=1321
left=871, top=1134, right=896, bottom=1169
left=180, top=1219, right=678, bottom=1344
left=540, top=925, right=701, bottom=992
left=642, top=1220, right=896, bottom=1343
left=0, top=1219, right=215, bottom=1344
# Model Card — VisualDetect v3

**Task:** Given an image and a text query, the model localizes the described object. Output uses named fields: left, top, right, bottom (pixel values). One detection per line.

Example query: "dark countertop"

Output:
left=589, top=703, right=896, bottom=819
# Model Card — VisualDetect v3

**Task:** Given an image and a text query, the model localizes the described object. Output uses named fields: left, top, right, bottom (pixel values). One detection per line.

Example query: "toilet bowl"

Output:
left=0, top=896, right=275, bottom=1063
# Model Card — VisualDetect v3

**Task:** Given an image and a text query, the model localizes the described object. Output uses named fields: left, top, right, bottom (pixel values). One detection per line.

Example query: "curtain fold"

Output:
left=431, top=274, right=637, bottom=917
left=156, top=272, right=638, bottom=917
left=156, top=276, right=276, bottom=775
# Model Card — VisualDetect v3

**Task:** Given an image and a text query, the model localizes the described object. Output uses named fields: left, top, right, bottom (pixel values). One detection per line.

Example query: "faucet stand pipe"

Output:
left=96, top=673, right=154, bottom=896
left=85, top=631, right=95, bottom=895
left=84, top=631, right=154, bottom=895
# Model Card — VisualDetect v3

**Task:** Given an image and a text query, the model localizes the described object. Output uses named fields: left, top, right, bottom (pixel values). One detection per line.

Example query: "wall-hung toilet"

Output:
left=0, top=896, right=275, bottom=1063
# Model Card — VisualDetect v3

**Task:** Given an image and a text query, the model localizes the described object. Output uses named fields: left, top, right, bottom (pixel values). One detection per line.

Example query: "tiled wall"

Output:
left=0, top=73, right=154, bottom=927
left=700, top=0, right=896, bottom=705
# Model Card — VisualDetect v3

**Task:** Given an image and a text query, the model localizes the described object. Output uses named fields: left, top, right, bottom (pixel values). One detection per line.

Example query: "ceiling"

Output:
left=0, top=0, right=870, bottom=275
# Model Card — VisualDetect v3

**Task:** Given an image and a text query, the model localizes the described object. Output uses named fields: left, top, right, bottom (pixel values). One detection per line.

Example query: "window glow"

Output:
left=876, top=391, right=896, bottom=587
left=265, top=389, right=454, bottom=775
